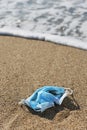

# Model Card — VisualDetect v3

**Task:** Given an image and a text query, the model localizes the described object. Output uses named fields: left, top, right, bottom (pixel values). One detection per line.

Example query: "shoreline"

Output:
left=0, top=27, right=87, bottom=50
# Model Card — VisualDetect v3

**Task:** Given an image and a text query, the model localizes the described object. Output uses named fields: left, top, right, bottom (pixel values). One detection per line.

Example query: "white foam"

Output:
left=0, top=27, right=87, bottom=50
left=0, top=0, right=87, bottom=42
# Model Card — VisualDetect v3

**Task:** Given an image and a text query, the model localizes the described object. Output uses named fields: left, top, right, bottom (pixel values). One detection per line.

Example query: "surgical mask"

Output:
left=19, top=86, right=73, bottom=112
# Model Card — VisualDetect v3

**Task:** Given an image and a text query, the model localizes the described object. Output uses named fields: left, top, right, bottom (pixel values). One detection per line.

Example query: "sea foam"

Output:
left=0, top=0, right=87, bottom=50
left=0, top=27, right=87, bottom=50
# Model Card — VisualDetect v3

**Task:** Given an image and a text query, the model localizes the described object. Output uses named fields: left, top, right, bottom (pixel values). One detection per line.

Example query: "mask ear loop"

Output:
left=18, top=99, right=31, bottom=112
left=58, top=88, right=73, bottom=105
left=71, top=93, right=80, bottom=109
left=65, top=88, right=80, bottom=109
left=65, top=88, right=73, bottom=95
left=18, top=99, right=25, bottom=106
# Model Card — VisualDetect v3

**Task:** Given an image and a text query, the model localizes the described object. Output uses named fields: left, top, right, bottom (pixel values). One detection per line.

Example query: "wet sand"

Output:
left=0, top=36, right=87, bottom=130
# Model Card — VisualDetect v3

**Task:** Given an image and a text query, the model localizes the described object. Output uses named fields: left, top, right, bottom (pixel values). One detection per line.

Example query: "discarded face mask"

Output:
left=19, top=86, right=73, bottom=112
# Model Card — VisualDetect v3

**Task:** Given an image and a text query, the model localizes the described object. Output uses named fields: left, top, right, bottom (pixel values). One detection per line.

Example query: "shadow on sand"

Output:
left=22, top=95, right=80, bottom=120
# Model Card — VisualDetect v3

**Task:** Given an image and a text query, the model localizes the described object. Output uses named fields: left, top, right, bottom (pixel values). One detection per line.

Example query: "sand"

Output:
left=0, top=36, right=87, bottom=130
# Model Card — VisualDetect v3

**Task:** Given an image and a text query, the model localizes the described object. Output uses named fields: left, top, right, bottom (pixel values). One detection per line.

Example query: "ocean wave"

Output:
left=0, top=27, right=87, bottom=50
left=0, top=0, right=87, bottom=49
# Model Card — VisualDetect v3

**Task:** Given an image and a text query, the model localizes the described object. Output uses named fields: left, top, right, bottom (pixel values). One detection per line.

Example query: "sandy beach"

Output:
left=0, top=36, right=87, bottom=130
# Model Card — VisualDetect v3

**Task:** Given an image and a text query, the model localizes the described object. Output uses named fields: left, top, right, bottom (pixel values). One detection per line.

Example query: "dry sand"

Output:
left=0, top=36, right=87, bottom=130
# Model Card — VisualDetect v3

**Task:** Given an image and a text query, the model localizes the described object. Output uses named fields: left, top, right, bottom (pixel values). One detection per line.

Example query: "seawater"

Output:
left=0, top=0, right=87, bottom=49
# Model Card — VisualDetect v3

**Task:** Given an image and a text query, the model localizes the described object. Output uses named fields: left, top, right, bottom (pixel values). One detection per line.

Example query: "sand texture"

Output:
left=0, top=36, right=87, bottom=130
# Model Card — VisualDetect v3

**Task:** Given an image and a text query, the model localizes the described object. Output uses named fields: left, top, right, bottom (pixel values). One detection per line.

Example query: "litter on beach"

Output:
left=19, top=86, right=73, bottom=112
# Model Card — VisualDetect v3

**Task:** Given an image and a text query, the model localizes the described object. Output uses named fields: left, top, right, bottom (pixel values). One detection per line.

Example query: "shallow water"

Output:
left=0, top=0, right=87, bottom=49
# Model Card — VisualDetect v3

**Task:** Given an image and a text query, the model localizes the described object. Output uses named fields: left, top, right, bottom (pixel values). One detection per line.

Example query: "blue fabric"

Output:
left=23, top=86, right=65, bottom=112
